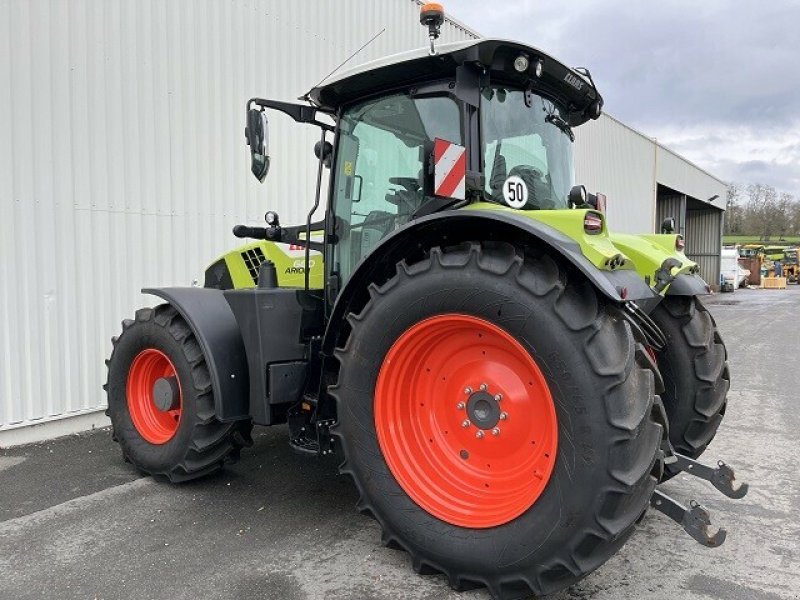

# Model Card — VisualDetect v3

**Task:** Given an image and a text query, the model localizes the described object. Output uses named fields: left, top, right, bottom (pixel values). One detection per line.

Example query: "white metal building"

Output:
left=0, top=0, right=726, bottom=445
left=575, top=114, right=728, bottom=283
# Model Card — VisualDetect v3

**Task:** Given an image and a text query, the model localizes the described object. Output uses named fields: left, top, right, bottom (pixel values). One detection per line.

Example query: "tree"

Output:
left=725, top=182, right=798, bottom=239
left=724, top=184, right=743, bottom=235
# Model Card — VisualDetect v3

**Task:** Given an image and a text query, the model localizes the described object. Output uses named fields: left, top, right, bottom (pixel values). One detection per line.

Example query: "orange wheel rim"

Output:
left=127, top=348, right=182, bottom=444
left=375, top=314, right=558, bottom=529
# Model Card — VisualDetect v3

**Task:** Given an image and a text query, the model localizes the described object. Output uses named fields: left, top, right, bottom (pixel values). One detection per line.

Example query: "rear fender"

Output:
left=143, top=288, right=249, bottom=421
left=322, top=210, right=656, bottom=355
left=666, top=273, right=712, bottom=296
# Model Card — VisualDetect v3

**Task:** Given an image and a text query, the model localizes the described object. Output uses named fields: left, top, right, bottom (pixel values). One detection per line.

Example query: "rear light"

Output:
left=584, top=212, right=603, bottom=234
left=676, top=235, right=685, bottom=252
left=595, top=192, right=607, bottom=214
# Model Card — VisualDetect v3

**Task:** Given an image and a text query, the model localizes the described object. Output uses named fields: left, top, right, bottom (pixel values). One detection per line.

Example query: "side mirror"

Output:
left=661, top=217, right=676, bottom=234
left=568, top=185, right=587, bottom=207
left=245, top=108, right=270, bottom=182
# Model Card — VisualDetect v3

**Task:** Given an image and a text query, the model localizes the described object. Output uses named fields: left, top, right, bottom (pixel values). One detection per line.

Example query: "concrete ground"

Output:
left=1, top=287, right=799, bottom=600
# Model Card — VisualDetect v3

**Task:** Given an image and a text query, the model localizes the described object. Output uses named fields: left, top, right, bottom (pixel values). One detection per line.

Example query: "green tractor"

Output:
left=105, top=5, right=746, bottom=598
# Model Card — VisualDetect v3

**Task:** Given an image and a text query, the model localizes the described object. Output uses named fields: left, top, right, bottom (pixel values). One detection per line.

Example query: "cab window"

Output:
left=331, top=94, right=461, bottom=283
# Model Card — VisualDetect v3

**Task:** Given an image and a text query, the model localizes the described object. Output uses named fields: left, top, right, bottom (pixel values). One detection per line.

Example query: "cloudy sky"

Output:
left=446, top=0, right=800, bottom=193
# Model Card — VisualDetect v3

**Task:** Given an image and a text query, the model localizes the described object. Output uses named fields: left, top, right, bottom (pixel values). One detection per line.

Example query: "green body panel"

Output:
left=213, top=207, right=697, bottom=298
left=467, top=203, right=698, bottom=294
left=467, top=203, right=635, bottom=272
left=217, top=239, right=324, bottom=289
left=607, top=232, right=697, bottom=290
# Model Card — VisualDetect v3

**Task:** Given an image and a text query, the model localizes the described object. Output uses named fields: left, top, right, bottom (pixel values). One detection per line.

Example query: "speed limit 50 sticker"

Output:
left=502, top=176, right=528, bottom=209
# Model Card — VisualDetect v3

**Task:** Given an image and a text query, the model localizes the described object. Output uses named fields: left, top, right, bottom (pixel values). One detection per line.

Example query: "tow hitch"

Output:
left=651, top=490, right=727, bottom=547
left=652, top=452, right=748, bottom=547
left=673, top=453, right=749, bottom=499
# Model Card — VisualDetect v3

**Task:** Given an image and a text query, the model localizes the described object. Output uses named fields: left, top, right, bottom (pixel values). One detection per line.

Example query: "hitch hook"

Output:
left=674, top=453, right=749, bottom=499
left=651, top=490, right=727, bottom=547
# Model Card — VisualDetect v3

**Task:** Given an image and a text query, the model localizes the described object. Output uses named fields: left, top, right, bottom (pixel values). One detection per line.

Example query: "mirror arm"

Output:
left=247, top=98, right=335, bottom=132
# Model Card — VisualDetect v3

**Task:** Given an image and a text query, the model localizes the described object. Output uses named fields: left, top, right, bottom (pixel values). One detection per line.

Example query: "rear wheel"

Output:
left=105, top=304, right=252, bottom=482
left=331, top=243, right=665, bottom=598
left=650, top=296, right=729, bottom=479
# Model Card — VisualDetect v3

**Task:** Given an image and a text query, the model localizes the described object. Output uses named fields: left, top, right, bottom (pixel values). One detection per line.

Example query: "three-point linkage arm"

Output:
left=651, top=450, right=749, bottom=548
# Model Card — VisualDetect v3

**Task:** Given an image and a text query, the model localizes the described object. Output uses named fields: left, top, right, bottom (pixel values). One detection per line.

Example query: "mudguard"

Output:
left=322, top=210, right=657, bottom=354
left=666, top=273, right=711, bottom=296
left=143, top=287, right=249, bottom=421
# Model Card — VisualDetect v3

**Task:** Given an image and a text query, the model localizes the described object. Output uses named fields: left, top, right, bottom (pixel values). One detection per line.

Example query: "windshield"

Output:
left=331, top=93, right=462, bottom=283
left=482, top=87, right=574, bottom=210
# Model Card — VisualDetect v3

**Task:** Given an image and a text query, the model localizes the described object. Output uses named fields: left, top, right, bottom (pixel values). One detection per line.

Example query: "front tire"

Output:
left=331, top=243, right=665, bottom=598
left=105, top=304, right=252, bottom=482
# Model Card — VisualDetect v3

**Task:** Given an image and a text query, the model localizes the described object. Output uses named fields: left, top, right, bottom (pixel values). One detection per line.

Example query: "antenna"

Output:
left=304, top=27, right=386, bottom=96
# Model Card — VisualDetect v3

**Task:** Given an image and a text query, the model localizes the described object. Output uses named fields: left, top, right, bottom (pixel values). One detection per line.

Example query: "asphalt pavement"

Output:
left=1, top=287, right=799, bottom=600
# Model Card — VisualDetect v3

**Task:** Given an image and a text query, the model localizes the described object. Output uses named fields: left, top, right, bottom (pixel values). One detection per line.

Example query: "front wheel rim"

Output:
left=127, top=348, right=183, bottom=444
left=374, top=314, right=558, bottom=529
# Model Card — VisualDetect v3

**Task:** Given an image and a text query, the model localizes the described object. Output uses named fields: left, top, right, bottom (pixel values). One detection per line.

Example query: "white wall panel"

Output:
left=0, top=0, right=476, bottom=432
left=657, top=145, right=728, bottom=211
left=574, top=114, right=657, bottom=233
left=575, top=113, right=728, bottom=232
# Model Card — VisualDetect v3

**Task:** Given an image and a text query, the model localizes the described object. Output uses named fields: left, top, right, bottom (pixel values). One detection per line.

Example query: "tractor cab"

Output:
left=318, top=63, right=589, bottom=281
left=238, top=37, right=607, bottom=286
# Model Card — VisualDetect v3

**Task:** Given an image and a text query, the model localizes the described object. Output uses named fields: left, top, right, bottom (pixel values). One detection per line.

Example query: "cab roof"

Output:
left=306, top=38, right=603, bottom=126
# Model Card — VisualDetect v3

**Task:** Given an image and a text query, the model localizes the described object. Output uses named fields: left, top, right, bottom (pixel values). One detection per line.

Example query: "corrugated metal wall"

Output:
left=0, top=0, right=476, bottom=432
left=657, top=145, right=727, bottom=211
left=574, top=114, right=657, bottom=233
left=685, top=205, right=723, bottom=288
left=656, top=192, right=686, bottom=235
left=574, top=114, right=728, bottom=233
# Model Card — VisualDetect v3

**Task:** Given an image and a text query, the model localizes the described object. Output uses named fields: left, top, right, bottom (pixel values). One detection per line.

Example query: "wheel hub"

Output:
left=153, top=376, right=180, bottom=412
left=466, top=390, right=500, bottom=430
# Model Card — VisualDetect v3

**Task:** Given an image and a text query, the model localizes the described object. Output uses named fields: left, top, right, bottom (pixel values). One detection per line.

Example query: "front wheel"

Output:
left=105, top=304, right=252, bottom=482
left=331, top=243, right=665, bottom=599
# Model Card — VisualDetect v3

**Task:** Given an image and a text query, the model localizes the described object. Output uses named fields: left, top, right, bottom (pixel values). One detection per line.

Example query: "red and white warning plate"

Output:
left=433, top=138, right=466, bottom=200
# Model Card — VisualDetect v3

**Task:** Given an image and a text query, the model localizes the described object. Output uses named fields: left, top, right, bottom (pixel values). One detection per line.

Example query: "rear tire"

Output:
left=650, top=296, right=729, bottom=479
left=331, top=243, right=665, bottom=598
left=105, top=304, right=252, bottom=482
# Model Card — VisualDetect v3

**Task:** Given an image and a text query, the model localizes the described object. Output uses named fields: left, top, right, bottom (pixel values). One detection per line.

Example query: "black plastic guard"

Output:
left=143, top=287, right=249, bottom=421
left=666, top=273, right=712, bottom=296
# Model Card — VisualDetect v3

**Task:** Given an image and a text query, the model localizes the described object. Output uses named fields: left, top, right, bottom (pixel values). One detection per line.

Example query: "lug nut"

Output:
left=456, top=402, right=466, bottom=410
left=499, top=411, right=508, bottom=420
left=464, top=386, right=472, bottom=395
left=479, top=383, right=488, bottom=391
left=461, top=419, right=471, bottom=428
left=492, top=427, right=500, bottom=436
left=476, top=430, right=484, bottom=439
left=494, top=393, right=502, bottom=402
